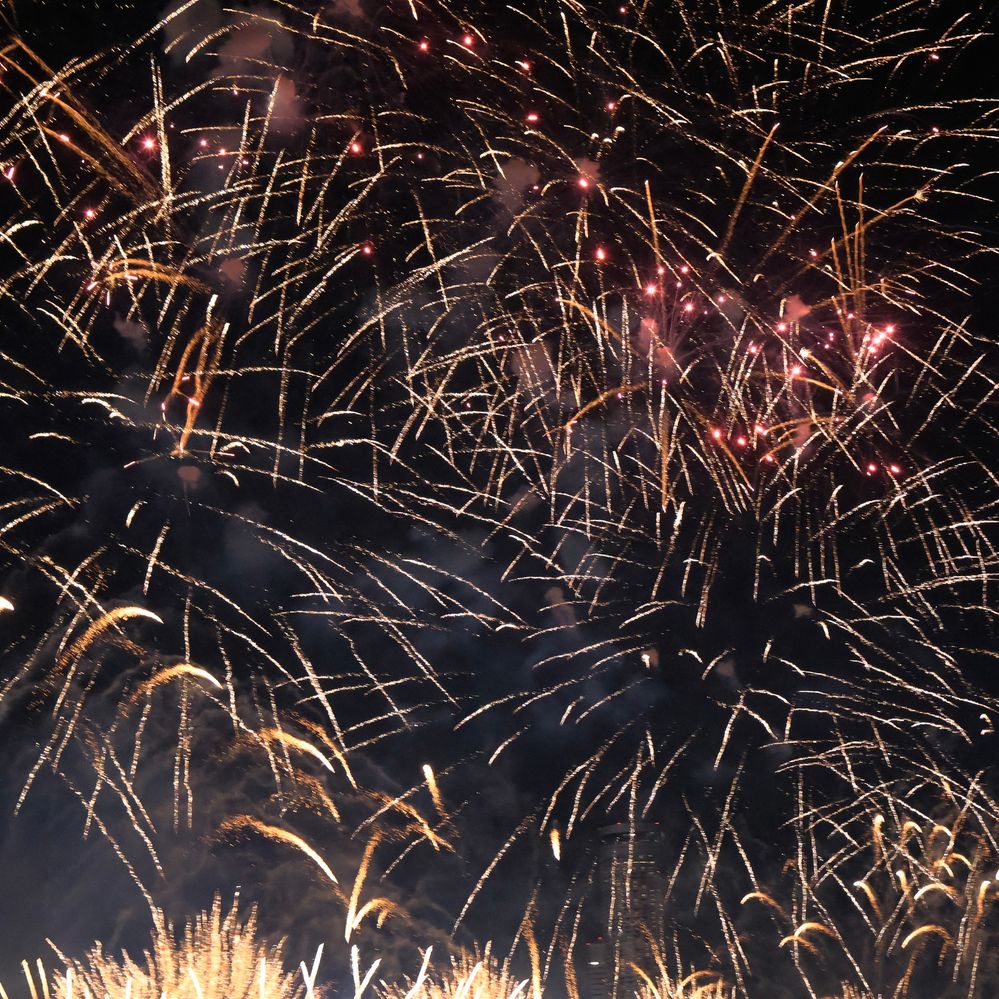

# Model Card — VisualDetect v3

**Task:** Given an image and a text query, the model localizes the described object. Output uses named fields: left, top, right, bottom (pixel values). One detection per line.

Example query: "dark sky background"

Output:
left=0, top=1, right=996, bottom=996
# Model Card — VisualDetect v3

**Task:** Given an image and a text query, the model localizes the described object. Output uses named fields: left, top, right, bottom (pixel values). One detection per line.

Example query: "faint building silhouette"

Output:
left=585, top=822, right=665, bottom=999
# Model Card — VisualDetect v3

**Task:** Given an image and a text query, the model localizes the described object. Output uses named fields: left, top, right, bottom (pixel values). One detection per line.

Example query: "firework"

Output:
left=29, top=897, right=304, bottom=999
left=0, top=0, right=995, bottom=993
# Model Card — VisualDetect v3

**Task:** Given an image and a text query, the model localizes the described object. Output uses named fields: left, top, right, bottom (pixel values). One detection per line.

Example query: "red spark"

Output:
left=595, top=246, right=608, bottom=262
left=141, top=137, right=156, bottom=151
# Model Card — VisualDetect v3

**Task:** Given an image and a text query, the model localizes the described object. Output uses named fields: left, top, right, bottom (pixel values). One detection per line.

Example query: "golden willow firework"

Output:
left=0, top=0, right=996, bottom=995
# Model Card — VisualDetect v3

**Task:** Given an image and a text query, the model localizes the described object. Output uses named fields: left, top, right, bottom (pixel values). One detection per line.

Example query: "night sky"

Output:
left=0, top=1, right=997, bottom=996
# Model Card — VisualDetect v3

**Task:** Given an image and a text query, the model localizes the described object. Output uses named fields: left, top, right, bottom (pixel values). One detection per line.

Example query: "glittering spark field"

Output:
left=0, top=0, right=996, bottom=996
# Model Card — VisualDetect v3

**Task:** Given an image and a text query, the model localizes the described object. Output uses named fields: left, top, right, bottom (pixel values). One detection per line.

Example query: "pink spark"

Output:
left=350, top=141, right=363, bottom=154
left=462, top=34, right=475, bottom=47
left=595, top=246, right=607, bottom=262
left=735, top=436, right=747, bottom=448
left=867, top=463, right=878, bottom=474
left=526, top=112, right=539, bottom=123
left=419, top=40, right=430, bottom=51
left=141, top=137, right=156, bottom=150
left=711, top=428, right=723, bottom=441
left=889, top=464, right=902, bottom=475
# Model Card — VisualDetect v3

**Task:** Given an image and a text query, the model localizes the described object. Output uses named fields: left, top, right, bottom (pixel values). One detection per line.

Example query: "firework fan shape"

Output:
left=0, top=0, right=996, bottom=996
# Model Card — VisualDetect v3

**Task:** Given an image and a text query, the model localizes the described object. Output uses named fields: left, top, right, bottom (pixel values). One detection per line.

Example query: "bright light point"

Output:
left=462, top=34, right=475, bottom=47
left=578, top=176, right=590, bottom=189
left=141, top=137, right=156, bottom=150
left=711, top=428, right=722, bottom=441
left=890, top=464, right=902, bottom=475
left=717, top=295, right=726, bottom=303
left=809, top=248, right=818, bottom=257
left=657, top=266, right=665, bottom=275
left=679, top=265, right=689, bottom=274
left=790, top=365, right=802, bottom=377
left=595, top=246, right=607, bottom=262
left=736, top=436, right=747, bottom=447
left=419, top=40, right=430, bottom=51
left=885, top=325, right=895, bottom=334
left=867, top=463, right=878, bottom=474
left=362, top=243, right=373, bottom=255
left=776, top=322, right=787, bottom=332
left=748, top=344, right=759, bottom=354
left=84, top=208, right=95, bottom=219
left=606, top=101, right=617, bottom=111
left=350, top=141, right=362, bottom=154
left=755, top=424, right=767, bottom=435
left=800, top=348, right=811, bottom=358
left=526, top=112, right=539, bottom=123
left=645, top=284, right=657, bottom=296
left=59, top=133, right=70, bottom=142
left=929, top=52, right=940, bottom=61
left=683, top=302, right=694, bottom=313
left=764, top=454, right=775, bottom=463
